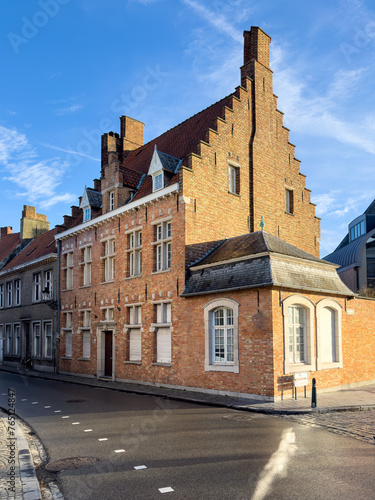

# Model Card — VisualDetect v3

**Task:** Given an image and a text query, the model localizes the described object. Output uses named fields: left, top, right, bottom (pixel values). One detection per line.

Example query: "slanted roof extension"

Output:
left=182, top=231, right=353, bottom=297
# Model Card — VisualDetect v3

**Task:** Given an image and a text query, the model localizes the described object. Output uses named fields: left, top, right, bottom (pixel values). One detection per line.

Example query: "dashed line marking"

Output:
left=21, top=399, right=27, bottom=401
left=1, top=393, right=7, bottom=396
left=32, top=402, right=38, bottom=405
left=54, top=410, right=61, bottom=413
left=98, top=438, right=108, bottom=441
left=62, top=416, right=69, bottom=419
left=159, top=487, right=174, bottom=493
left=84, top=429, right=93, bottom=432
left=134, top=465, right=147, bottom=470
left=44, top=406, right=51, bottom=408
left=114, top=449, right=125, bottom=453
left=72, top=422, right=80, bottom=425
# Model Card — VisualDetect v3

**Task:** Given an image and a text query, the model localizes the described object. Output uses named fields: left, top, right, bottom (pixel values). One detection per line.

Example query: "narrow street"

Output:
left=1, top=371, right=375, bottom=500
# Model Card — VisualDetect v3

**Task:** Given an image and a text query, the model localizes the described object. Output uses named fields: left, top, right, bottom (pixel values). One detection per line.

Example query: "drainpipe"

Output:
left=55, top=240, right=62, bottom=374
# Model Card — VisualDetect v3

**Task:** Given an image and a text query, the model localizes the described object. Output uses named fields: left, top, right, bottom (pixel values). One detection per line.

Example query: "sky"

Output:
left=1, top=0, right=375, bottom=257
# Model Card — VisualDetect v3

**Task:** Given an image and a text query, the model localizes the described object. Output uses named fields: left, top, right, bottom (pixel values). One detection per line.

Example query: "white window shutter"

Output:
left=157, top=328, right=171, bottom=363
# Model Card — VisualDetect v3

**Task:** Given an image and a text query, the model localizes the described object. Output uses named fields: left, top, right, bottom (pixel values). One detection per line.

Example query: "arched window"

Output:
left=204, top=298, right=239, bottom=373
left=316, top=299, right=343, bottom=370
left=282, top=295, right=315, bottom=374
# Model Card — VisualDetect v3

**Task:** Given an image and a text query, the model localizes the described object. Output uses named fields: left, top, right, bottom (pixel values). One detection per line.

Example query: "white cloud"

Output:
left=0, top=126, right=76, bottom=208
left=55, top=104, right=84, bottom=116
left=41, top=142, right=100, bottom=162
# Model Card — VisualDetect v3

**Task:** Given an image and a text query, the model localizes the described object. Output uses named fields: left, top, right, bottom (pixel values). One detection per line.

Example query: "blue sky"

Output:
left=1, top=0, right=375, bottom=256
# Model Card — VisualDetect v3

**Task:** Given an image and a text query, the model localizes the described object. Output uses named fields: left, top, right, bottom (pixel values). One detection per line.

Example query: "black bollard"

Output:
left=311, top=378, right=317, bottom=408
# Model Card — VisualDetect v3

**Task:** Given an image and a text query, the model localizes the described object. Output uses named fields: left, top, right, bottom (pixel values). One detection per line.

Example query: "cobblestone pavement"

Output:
left=280, top=408, right=375, bottom=445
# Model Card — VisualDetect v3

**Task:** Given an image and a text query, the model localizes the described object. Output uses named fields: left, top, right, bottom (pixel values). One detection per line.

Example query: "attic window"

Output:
left=153, top=172, right=163, bottom=192
left=84, top=207, right=91, bottom=222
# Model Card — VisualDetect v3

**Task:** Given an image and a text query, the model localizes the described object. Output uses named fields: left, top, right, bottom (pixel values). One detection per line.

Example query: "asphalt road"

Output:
left=1, top=371, right=375, bottom=500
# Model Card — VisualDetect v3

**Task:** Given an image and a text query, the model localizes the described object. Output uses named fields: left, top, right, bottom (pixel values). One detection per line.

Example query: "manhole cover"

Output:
left=222, top=414, right=253, bottom=421
left=65, top=399, right=86, bottom=403
left=45, top=457, right=100, bottom=472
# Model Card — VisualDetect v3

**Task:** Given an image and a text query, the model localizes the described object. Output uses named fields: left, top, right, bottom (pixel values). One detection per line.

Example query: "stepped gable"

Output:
left=0, top=232, right=21, bottom=263
left=1, top=227, right=59, bottom=271
left=122, top=94, right=234, bottom=174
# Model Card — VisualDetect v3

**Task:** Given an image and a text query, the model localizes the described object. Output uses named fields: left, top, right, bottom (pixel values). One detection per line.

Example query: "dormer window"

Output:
left=153, top=172, right=163, bottom=192
left=84, top=207, right=91, bottom=222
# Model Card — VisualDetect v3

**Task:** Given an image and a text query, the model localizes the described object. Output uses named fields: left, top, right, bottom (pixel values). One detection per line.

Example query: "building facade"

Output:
left=54, top=27, right=375, bottom=400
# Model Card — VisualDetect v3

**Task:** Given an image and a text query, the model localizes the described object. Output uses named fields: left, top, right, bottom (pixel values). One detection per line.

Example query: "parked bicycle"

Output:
left=17, top=356, right=33, bottom=373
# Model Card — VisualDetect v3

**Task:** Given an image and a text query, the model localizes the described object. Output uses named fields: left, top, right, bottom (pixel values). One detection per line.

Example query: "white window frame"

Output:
left=282, top=295, right=314, bottom=374
left=5, top=324, right=12, bottom=355
left=228, top=164, right=240, bottom=195
left=32, top=322, right=41, bottom=358
left=101, top=307, right=114, bottom=322
left=63, top=251, right=74, bottom=290
left=80, top=246, right=92, bottom=286
left=102, top=238, right=115, bottom=282
left=83, top=206, right=91, bottom=222
left=33, top=273, right=41, bottom=302
left=109, top=191, right=115, bottom=211
left=153, top=171, right=163, bottom=192
left=153, top=220, right=172, bottom=272
left=127, top=229, right=142, bottom=277
left=13, top=324, right=21, bottom=356
left=127, top=304, right=142, bottom=326
left=65, top=332, right=73, bottom=358
left=316, top=299, right=343, bottom=370
left=6, top=282, right=12, bottom=307
left=15, top=279, right=21, bottom=306
left=43, top=270, right=53, bottom=300
left=82, top=331, right=91, bottom=359
left=43, top=322, right=53, bottom=359
left=204, top=298, right=240, bottom=373
left=0, top=284, right=4, bottom=309
left=285, top=188, right=294, bottom=214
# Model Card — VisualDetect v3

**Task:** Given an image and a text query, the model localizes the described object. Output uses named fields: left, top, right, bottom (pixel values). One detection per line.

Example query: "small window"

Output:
left=155, top=303, right=171, bottom=324
left=153, top=172, right=163, bottom=192
left=0, top=285, right=4, bottom=309
left=228, top=165, right=240, bottom=195
left=5, top=324, right=12, bottom=355
left=6, top=282, right=12, bottom=307
left=127, top=230, right=142, bottom=277
left=81, top=246, right=92, bottom=286
left=129, top=329, right=141, bottom=362
left=102, top=239, right=115, bottom=282
left=14, top=324, right=21, bottom=356
left=82, top=332, right=91, bottom=359
left=43, top=271, right=53, bottom=300
left=15, top=280, right=21, bottom=306
left=33, top=274, right=41, bottom=302
left=32, top=323, right=41, bottom=358
left=154, top=221, right=172, bottom=272
left=109, top=191, right=115, bottom=211
left=84, top=207, right=91, bottom=222
left=288, top=306, right=305, bottom=363
left=285, top=189, right=294, bottom=214
left=65, top=332, right=72, bottom=358
left=44, top=322, right=52, bottom=358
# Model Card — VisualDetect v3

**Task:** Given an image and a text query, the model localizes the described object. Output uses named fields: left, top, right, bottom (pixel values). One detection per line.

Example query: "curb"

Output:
left=15, top=422, right=42, bottom=500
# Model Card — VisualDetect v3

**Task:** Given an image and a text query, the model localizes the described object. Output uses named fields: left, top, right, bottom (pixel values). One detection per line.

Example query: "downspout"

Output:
left=249, top=77, right=256, bottom=233
left=56, top=239, right=61, bottom=374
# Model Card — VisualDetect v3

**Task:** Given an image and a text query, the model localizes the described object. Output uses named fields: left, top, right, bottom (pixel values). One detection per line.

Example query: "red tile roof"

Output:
left=0, top=232, right=21, bottom=264
left=2, top=228, right=59, bottom=271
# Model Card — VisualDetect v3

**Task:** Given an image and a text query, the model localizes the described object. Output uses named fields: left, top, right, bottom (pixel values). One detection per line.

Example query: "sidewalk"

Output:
left=1, top=364, right=375, bottom=415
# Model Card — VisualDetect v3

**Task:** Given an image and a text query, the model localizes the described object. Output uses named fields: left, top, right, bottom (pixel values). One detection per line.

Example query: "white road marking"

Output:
left=134, top=465, right=147, bottom=470
left=2, top=393, right=7, bottom=396
left=62, top=416, right=69, bottom=419
left=84, top=429, right=93, bottom=432
left=159, top=487, right=174, bottom=493
left=44, top=406, right=51, bottom=408
left=54, top=410, right=61, bottom=413
left=114, top=449, right=125, bottom=453
left=72, top=422, right=80, bottom=425
left=251, top=428, right=297, bottom=500
left=21, top=399, right=27, bottom=401
left=32, top=402, right=38, bottom=404
left=98, top=438, right=108, bottom=441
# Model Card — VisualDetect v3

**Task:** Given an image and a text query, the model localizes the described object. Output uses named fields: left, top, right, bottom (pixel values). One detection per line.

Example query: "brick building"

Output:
left=54, top=27, right=375, bottom=400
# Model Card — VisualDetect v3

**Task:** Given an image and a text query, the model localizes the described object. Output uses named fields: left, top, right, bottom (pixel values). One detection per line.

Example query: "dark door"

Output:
left=104, top=331, right=113, bottom=377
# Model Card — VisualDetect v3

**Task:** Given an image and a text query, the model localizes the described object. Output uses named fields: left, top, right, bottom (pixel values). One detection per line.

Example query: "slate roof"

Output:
left=182, top=231, right=353, bottom=297
left=157, top=150, right=181, bottom=173
left=0, top=232, right=21, bottom=265
left=1, top=228, right=59, bottom=273
left=86, top=188, right=102, bottom=208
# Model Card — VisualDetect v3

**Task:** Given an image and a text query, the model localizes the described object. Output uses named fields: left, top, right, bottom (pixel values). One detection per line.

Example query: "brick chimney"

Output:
left=93, top=179, right=101, bottom=192
left=1, top=227, right=12, bottom=238
left=71, top=205, right=81, bottom=218
left=120, top=116, right=144, bottom=153
left=241, top=27, right=271, bottom=83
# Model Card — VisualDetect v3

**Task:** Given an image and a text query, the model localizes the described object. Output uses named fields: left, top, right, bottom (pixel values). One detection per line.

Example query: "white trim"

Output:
left=316, top=298, right=343, bottom=370
left=55, top=183, right=179, bottom=240
left=0, top=253, right=57, bottom=277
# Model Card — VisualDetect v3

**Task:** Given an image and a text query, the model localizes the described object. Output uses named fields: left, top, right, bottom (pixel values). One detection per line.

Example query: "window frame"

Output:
left=285, top=188, right=294, bottom=215
left=109, top=191, right=115, bottom=211
left=153, top=171, right=163, bottom=192
left=126, top=228, right=142, bottom=278
left=15, top=279, right=21, bottom=306
left=6, top=282, right=12, bottom=307
left=228, top=163, right=240, bottom=195
left=0, top=284, right=4, bottom=309
left=282, top=295, right=314, bottom=374
left=5, top=324, right=12, bottom=355
left=316, top=299, right=343, bottom=370
left=63, top=251, right=74, bottom=290
left=80, top=245, right=92, bottom=287
left=43, top=270, right=53, bottom=300
left=102, top=238, right=115, bottom=282
left=204, top=298, right=240, bottom=373
left=152, top=219, right=172, bottom=273
left=83, top=206, right=91, bottom=222
left=32, top=321, right=41, bottom=358
left=33, top=273, right=41, bottom=302
left=13, top=323, right=21, bottom=356
left=43, top=321, right=53, bottom=359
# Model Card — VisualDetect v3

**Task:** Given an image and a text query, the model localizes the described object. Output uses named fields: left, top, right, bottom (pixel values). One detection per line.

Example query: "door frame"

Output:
left=96, top=324, right=116, bottom=380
